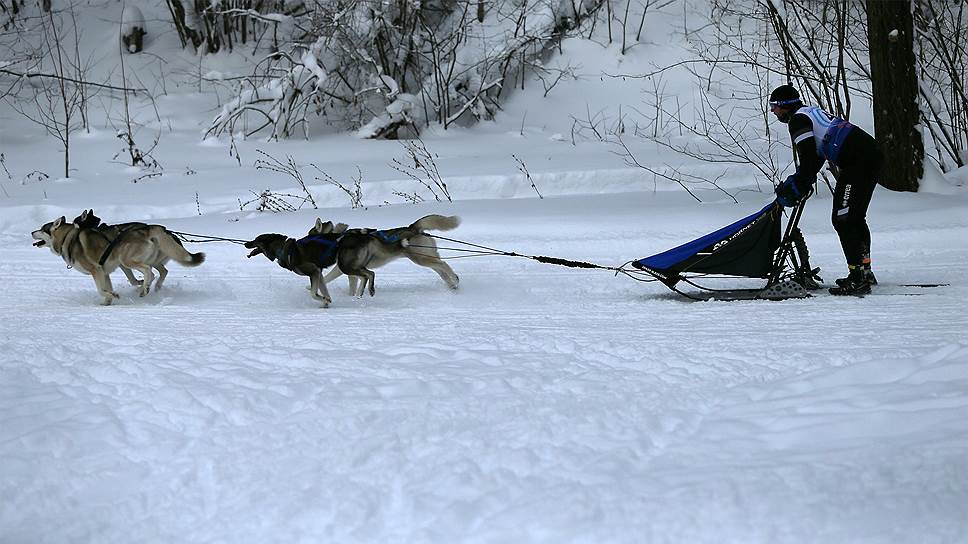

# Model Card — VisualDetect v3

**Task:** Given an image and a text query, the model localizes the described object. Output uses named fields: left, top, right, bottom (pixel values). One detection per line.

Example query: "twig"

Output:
left=311, top=164, right=365, bottom=208
left=512, top=154, right=543, bottom=198
left=0, top=68, right=147, bottom=93
left=253, top=149, right=317, bottom=209
left=131, top=171, right=162, bottom=183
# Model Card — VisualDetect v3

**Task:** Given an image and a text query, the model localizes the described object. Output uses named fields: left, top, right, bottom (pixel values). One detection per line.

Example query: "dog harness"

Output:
left=97, top=224, right=149, bottom=266
left=370, top=230, right=403, bottom=244
left=56, top=228, right=79, bottom=269
left=276, top=234, right=343, bottom=270
left=274, top=239, right=296, bottom=270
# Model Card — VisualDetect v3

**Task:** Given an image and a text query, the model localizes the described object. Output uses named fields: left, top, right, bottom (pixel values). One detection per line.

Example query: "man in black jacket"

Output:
left=769, top=84, right=882, bottom=296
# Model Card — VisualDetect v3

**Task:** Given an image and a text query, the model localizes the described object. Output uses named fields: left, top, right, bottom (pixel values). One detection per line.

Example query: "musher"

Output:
left=768, top=84, right=883, bottom=296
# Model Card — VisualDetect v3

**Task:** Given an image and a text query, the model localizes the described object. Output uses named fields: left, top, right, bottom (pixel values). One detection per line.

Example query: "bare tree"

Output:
left=10, top=7, right=86, bottom=178
left=914, top=0, right=968, bottom=173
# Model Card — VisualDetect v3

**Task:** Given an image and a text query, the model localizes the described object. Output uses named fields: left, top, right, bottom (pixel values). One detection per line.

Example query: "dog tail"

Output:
left=409, top=214, right=461, bottom=233
left=153, top=227, right=206, bottom=266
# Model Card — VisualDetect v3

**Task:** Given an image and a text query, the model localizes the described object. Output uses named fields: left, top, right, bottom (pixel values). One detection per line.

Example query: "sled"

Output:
left=631, top=199, right=824, bottom=301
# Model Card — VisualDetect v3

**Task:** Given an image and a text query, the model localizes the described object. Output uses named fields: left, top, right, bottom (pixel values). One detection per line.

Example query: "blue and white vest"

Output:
left=794, top=106, right=854, bottom=165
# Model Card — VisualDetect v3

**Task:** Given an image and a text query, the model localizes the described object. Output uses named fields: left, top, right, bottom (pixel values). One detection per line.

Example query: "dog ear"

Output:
left=53, top=216, right=65, bottom=229
left=334, top=222, right=349, bottom=233
left=315, top=218, right=323, bottom=230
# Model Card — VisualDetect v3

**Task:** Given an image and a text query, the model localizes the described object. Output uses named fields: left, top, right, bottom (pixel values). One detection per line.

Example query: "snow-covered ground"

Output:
left=2, top=2, right=968, bottom=543
left=4, top=185, right=968, bottom=543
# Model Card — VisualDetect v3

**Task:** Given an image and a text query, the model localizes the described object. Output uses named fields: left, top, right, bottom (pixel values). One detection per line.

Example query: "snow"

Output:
left=2, top=1, right=968, bottom=543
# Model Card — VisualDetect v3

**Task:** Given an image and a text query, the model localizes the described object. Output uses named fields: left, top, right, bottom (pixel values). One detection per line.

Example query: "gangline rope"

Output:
left=169, top=231, right=250, bottom=245
left=420, top=234, right=661, bottom=283
left=166, top=229, right=661, bottom=283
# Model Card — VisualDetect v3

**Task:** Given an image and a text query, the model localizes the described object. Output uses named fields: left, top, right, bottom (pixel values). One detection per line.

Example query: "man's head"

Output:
left=768, top=84, right=803, bottom=123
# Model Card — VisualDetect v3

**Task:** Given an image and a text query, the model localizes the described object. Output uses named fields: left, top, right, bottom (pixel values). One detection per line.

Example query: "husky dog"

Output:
left=244, top=232, right=343, bottom=307
left=308, top=214, right=460, bottom=296
left=32, top=213, right=205, bottom=305
left=71, top=209, right=149, bottom=289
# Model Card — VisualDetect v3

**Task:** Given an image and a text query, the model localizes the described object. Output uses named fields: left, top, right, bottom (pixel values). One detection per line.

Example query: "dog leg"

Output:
left=342, top=270, right=367, bottom=298
left=434, top=263, right=460, bottom=290
left=347, top=275, right=359, bottom=296
left=121, top=266, right=143, bottom=287
left=360, top=269, right=375, bottom=297
left=317, top=277, right=333, bottom=308
left=322, top=266, right=351, bottom=293
left=132, top=264, right=154, bottom=297
left=153, top=264, right=168, bottom=290
left=407, top=250, right=459, bottom=290
left=309, top=273, right=331, bottom=308
left=94, top=269, right=119, bottom=305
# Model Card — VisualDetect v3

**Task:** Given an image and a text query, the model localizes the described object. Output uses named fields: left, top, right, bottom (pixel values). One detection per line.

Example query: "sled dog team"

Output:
left=31, top=210, right=460, bottom=306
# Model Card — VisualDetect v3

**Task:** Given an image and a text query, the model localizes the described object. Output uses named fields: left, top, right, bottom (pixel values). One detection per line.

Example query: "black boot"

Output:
left=835, top=268, right=877, bottom=287
left=829, top=268, right=873, bottom=296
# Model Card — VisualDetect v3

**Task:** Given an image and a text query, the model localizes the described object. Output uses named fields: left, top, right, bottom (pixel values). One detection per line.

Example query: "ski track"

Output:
left=2, top=197, right=968, bottom=543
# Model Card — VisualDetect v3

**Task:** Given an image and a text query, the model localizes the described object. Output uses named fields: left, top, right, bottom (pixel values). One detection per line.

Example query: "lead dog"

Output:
left=309, top=214, right=460, bottom=295
left=31, top=212, right=205, bottom=305
left=71, top=209, right=149, bottom=289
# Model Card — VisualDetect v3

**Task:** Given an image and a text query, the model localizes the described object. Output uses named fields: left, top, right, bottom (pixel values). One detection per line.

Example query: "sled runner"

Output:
left=631, top=199, right=825, bottom=301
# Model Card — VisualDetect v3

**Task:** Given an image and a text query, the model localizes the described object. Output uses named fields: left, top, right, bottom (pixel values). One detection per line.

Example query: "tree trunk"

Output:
left=866, top=0, right=923, bottom=192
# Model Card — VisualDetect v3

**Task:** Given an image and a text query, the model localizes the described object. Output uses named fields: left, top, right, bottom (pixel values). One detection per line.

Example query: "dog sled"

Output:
left=630, top=199, right=824, bottom=301
left=34, top=203, right=945, bottom=306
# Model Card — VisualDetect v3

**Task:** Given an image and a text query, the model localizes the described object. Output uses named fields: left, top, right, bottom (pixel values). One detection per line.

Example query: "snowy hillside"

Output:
left=2, top=1, right=968, bottom=543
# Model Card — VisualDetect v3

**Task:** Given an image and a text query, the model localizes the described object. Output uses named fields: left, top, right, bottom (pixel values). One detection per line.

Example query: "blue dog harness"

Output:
left=298, top=234, right=341, bottom=260
left=275, top=234, right=343, bottom=270
left=370, top=230, right=403, bottom=244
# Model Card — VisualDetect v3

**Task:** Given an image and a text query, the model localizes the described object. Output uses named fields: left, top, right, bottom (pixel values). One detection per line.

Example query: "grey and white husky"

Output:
left=31, top=210, right=205, bottom=305
left=71, top=209, right=148, bottom=289
left=308, top=214, right=460, bottom=296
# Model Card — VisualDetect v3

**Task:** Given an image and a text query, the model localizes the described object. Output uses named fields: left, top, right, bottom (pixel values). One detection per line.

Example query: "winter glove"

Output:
left=775, top=175, right=812, bottom=207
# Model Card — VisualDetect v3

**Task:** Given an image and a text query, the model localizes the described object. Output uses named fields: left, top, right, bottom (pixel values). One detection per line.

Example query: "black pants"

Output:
left=831, top=129, right=881, bottom=268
